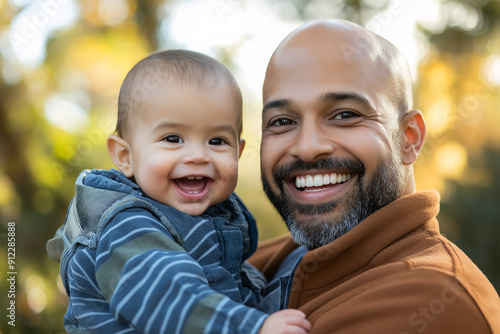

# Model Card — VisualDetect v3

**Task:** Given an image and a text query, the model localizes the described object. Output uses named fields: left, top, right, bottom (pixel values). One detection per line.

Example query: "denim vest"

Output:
left=47, top=169, right=263, bottom=304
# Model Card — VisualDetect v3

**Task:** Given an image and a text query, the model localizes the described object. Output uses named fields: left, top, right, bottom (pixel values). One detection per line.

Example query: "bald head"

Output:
left=260, top=20, right=427, bottom=248
left=264, top=19, right=413, bottom=120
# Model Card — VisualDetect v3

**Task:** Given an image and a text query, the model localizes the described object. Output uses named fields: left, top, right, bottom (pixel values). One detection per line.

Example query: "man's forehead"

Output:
left=263, top=20, right=413, bottom=112
left=268, top=20, right=384, bottom=75
left=281, top=19, right=368, bottom=46
left=263, top=40, right=384, bottom=104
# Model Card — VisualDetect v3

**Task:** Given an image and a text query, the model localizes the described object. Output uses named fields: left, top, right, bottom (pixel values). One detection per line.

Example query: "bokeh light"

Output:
left=0, top=1, right=499, bottom=333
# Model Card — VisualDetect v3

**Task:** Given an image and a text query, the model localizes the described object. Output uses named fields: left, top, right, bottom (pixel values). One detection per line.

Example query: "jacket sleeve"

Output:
left=95, top=208, right=268, bottom=334
left=304, top=269, right=492, bottom=334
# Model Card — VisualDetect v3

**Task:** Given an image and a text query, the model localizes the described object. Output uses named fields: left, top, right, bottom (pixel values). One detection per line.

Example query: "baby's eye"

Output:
left=164, top=135, right=184, bottom=143
left=209, top=138, right=227, bottom=146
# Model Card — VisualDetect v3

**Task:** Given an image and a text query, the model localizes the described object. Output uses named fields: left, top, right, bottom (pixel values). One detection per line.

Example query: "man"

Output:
left=250, top=19, right=500, bottom=333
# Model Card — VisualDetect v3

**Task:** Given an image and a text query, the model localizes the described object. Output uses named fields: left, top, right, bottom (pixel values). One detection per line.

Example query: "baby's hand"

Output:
left=259, top=309, right=311, bottom=334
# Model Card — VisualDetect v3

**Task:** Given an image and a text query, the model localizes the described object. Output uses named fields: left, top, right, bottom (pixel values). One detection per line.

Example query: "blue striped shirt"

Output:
left=65, top=207, right=268, bottom=333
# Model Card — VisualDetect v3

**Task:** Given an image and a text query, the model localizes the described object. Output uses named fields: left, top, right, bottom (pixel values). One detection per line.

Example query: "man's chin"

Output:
left=285, top=214, right=358, bottom=250
left=285, top=204, right=342, bottom=225
left=262, top=153, right=405, bottom=249
left=263, top=181, right=359, bottom=248
left=288, top=198, right=341, bottom=215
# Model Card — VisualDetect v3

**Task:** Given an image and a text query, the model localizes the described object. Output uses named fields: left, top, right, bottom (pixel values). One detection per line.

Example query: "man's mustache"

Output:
left=273, top=157, right=366, bottom=183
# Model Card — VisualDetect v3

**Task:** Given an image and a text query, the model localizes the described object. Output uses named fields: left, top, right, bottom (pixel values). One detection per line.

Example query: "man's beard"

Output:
left=261, top=154, right=405, bottom=250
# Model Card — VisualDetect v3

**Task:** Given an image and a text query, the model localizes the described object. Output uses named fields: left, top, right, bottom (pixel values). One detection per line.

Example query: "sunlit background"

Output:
left=0, top=0, right=499, bottom=332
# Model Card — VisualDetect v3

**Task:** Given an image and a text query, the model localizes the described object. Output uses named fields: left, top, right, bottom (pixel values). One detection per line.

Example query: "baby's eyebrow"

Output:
left=152, top=122, right=238, bottom=138
left=211, top=124, right=238, bottom=134
left=152, top=121, right=186, bottom=133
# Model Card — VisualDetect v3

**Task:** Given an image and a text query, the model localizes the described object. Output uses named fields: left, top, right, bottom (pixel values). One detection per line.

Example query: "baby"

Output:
left=47, top=50, right=310, bottom=334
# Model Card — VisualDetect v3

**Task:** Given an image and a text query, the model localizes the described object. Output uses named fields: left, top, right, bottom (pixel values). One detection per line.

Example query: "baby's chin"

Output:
left=161, top=201, right=210, bottom=217
left=181, top=205, right=210, bottom=217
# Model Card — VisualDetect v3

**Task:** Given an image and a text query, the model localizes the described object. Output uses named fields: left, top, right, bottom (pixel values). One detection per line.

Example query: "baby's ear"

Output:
left=107, top=134, right=134, bottom=177
left=238, top=138, right=246, bottom=158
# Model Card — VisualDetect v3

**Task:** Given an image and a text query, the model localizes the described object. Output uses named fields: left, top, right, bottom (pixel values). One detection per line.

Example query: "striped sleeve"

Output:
left=95, top=208, right=268, bottom=334
left=66, top=246, right=139, bottom=333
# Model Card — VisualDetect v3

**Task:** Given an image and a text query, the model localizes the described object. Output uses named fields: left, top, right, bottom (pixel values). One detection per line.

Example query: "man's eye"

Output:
left=334, top=111, right=358, bottom=120
left=271, top=118, right=294, bottom=127
left=209, top=138, right=227, bottom=146
left=164, top=135, right=184, bottom=143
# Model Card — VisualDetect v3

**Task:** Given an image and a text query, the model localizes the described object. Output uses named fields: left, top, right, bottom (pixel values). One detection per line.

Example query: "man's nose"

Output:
left=290, top=119, right=334, bottom=162
left=182, top=145, right=211, bottom=164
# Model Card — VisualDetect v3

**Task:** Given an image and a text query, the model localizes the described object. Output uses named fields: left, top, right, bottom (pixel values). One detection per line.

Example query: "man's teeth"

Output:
left=186, top=176, right=203, bottom=180
left=295, top=173, right=352, bottom=189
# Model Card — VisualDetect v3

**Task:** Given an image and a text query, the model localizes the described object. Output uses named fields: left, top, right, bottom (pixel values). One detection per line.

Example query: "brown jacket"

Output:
left=250, top=191, right=500, bottom=333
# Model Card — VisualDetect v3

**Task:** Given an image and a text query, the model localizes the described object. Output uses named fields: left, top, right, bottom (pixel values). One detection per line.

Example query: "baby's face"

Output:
left=126, top=82, right=243, bottom=216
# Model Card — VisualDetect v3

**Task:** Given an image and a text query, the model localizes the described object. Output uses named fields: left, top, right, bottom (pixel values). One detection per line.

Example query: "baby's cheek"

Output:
left=140, top=160, right=172, bottom=192
left=219, top=159, right=240, bottom=193
left=148, top=159, right=170, bottom=176
left=226, top=159, right=239, bottom=177
left=226, top=159, right=241, bottom=185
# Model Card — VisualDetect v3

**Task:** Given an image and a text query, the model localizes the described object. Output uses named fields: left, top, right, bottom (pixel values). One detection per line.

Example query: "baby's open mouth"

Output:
left=174, top=176, right=210, bottom=194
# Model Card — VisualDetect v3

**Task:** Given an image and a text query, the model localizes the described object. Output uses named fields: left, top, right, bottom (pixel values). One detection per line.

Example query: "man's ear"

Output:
left=107, top=134, right=134, bottom=177
left=400, top=109, right=426, bottom=165
left=238, top=138, right=246, bottom=158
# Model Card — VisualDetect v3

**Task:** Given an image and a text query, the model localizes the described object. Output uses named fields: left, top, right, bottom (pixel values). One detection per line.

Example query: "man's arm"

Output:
left=301, top=269, right=492, bottom=334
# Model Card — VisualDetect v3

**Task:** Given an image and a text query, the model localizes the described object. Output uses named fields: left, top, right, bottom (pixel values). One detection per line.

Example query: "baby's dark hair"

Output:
left=116, top=50, right=242, bottom=139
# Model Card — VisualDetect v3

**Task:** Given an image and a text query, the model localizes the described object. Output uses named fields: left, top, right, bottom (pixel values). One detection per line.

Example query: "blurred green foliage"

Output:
left=0, top=0, right=499, bottom=332
left=439, top=146, right=500, bottom=290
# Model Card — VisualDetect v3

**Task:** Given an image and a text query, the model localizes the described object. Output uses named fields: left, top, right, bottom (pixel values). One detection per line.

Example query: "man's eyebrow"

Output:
left=263, top=93, right=376, bottom=115
left=319, top=92, right=375, bottom=110
left=262, top=98, right=293, bottom=115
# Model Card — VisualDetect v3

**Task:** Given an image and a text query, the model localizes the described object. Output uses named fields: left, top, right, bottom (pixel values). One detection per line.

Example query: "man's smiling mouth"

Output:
left=295, top=173, right=352, bottom=191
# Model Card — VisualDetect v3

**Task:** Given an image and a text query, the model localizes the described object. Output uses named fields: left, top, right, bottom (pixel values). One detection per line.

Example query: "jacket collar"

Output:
left=289, top=191, right=440, bottom=299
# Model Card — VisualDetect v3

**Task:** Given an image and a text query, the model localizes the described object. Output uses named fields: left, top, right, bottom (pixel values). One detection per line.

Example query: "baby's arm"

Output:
left=96, top=208, right=268, bottom=334
left=259, top=309, right=311, bottom=334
